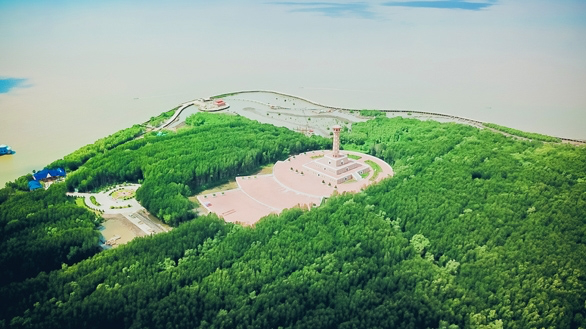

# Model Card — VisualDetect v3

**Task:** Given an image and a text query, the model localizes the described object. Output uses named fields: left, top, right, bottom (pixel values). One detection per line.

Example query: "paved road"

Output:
left=67, top=184, right=143, bottom=214
left=67, top=184, right=168, bottom=235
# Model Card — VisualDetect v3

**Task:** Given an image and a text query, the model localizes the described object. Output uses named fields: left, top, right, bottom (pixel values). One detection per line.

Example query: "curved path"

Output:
left=156, top=100, right=230, bottom=130
left=67, top=184, right=169, bottom=235
left=156, top=101, right=196, bottom=130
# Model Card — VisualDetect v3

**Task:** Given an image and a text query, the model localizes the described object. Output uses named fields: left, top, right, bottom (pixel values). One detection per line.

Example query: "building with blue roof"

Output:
left=28, top=181, right=43, bottom=191
left=33, top=168, right=66, bottom=181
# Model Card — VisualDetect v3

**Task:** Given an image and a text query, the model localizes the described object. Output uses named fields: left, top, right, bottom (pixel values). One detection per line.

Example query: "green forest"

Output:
left=64, top=113, right=329, bottom=224
left=1, top=112, right=585, bottom=329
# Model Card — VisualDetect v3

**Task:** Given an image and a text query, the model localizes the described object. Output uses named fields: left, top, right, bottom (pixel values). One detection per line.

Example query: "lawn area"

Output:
left=111, top=189, right=136, bottom=200
left=75, top=197, right=86, bottom=208
left=347, top=154, right=362, bottom=160
left=90, top=195, right=101, bottom=206
left=365, top=160, right=382, bottom=181
left=189, top=181, right=238, bottom=202
left=255, top=164, right=274, bottom=175
left=75, top=197, right=101, bottom=215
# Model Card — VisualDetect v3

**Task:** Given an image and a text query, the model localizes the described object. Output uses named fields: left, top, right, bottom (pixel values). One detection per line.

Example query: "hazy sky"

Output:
left=1, top=0, right=585, bottom=185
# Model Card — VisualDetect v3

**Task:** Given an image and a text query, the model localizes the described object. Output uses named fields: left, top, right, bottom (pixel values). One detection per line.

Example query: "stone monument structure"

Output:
left=303, top=125, right=370, bottom=184
left=332, top=125, right=341, bottom=157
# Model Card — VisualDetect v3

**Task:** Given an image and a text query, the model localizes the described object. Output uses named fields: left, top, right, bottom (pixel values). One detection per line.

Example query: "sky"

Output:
left=1, top=0, right=585, bottom=185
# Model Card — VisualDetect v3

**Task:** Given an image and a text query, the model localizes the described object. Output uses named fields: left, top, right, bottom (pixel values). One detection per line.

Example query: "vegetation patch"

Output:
left=211, top=92, right=237, bottom=99
left=365, top=159, right=382, bottom=181
left=74, top=196, right=86, bottom=208
left=359, top=109, right=385, bottom=117
left=0, top=184, right=101, bottom=289
left=1, top=112, right=585, bottom=329
left=110, top=204, right=132, bottom=209
left=65, top=113, right=330, bottom=225
left=75, top=197, right=102, bottom=215
left=89, top=195, right=101, bottom=206
left=191, top=181, right=238, bottom=200
left=110, top=189, right=136, bottom=200
left=255, top=164, right=274, bottom=175
left=49, top=125, right=143, bottom=172
left=484, top=122, right=562, bottom=142
left=148, top=107, right=177, bottom=127
left=347, top=154, right=361, bottom=160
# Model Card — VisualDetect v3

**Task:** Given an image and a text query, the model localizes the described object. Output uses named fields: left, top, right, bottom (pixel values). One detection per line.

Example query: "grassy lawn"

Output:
left=255, top=164, right=274, bottom=175
left=360, top=171, right=369, bottom=179
left=347, top=154, right=362, bottom=160
left=310, top=154, right=324, bottom=159
left=189, top=181, right=238, bottom=201
left=89, top=196, right=101, bottom=206
left=111, top=189, right=136, bottom=200
left=75, top=197, right=86, bottom=208
left=365, top=160, right=382, bottom=181
left=75, top=197, right=101, bottom=215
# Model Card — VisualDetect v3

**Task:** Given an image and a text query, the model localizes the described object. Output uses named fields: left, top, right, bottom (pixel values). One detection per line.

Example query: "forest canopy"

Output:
left=1, top=113, right=585, bottom=329
left=65, top=113, right=330, bottom=224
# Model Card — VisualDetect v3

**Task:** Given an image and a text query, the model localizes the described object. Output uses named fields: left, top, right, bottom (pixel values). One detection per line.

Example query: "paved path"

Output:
left=67, top=184, right=143, bottom=214
left=67, top=184, right=167, bottom=235
left=157, top=99, right=230, bottom=130
left=157, top=101, right=197, bottom=130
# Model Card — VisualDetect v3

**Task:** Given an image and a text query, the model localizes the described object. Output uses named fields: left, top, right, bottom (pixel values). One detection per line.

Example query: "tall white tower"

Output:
left=332, top=125, right=341, bottom=157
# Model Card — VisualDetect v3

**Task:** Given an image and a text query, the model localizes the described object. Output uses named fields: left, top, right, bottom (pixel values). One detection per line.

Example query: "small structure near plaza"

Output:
left=197, top=98, right=230, bottom=112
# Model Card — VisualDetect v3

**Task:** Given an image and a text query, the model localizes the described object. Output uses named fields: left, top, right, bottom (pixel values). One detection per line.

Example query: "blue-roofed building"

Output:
left=33, top=168, right=66, bottom=182
left=28, top=181, right=43, bottom=191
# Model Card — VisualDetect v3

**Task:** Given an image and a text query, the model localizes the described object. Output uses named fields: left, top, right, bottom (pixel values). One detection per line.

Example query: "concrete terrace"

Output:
left=196, top=150, right=393, bottom=226
left=274, top=150, right=393, bottom=196
left=198, top=188, right=276, bottom=226
left=237, top=175, right=322, bottom=210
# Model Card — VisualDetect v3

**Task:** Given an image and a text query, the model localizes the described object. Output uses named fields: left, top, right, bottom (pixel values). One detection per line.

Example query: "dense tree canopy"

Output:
left=64, top=113, right=330, bottom=224
left=0, top=184, right=101, bottom=287
left=49, top=124, right=144, bottom=172
left=0, top=114, right=584, bottom=329
left=483, top=122, right=562, bottom=143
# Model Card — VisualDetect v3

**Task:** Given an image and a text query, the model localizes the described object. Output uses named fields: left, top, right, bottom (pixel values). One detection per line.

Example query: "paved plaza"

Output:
left=197, top=150, right=393, bottom=225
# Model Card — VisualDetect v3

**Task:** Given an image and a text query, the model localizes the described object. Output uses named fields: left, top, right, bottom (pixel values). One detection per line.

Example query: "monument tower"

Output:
left=332, top=125, right=341, bottom=157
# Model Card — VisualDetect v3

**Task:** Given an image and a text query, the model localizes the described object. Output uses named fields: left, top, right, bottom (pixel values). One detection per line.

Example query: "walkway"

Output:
left=67, top=184, right=168, bottom=235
